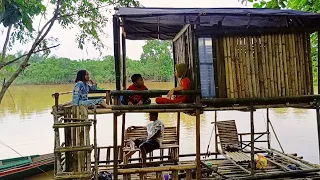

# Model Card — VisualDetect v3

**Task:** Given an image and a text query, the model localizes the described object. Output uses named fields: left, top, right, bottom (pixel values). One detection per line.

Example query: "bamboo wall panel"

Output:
left=220, top=33, right=313, bottom=98
left=173, top=26, right=196, bottom=84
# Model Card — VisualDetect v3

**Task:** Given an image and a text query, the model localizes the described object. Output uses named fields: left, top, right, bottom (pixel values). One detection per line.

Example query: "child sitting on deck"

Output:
left=127, top=112, right=164, bottom=167
left=156, top=63, right=191, bottom=104
left=121, top=74, right=151, bottom=105
left=72, top=70, right=108, bottom=108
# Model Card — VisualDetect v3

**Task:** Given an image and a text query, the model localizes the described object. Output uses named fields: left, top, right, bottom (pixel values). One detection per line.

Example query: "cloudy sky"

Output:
left=1, top=0, right=251, bottom=60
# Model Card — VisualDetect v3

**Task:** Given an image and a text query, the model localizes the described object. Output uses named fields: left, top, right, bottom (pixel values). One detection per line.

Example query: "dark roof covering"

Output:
left=115, top=7, right=320, bottom=40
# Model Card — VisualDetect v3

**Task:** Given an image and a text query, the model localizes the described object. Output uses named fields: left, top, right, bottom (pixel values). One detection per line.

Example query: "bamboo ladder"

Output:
left=53, top=105, right=97, bottom=180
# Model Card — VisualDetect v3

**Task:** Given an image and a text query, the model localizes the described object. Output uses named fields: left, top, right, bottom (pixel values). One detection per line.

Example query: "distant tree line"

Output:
left=3, top=40, right=174, bottom=85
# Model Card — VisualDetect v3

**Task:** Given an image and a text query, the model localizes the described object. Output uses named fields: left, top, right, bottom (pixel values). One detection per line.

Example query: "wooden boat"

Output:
left=0, top=153, right=54, bottom=180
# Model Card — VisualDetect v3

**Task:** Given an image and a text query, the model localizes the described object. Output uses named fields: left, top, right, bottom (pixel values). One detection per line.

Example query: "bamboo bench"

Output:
left=123, top=126, right=179, bottom=164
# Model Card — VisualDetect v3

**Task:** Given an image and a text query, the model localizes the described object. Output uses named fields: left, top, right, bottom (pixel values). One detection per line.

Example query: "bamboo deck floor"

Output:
left=97, top=153, right=320, bottom=180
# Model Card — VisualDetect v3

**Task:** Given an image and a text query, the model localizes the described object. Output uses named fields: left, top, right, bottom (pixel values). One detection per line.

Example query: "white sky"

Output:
left=1, top=0, right=251, bottom=60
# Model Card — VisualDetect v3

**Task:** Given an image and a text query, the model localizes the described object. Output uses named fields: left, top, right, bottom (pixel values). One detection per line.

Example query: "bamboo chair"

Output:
left=216, top=120, right=252, bottom=163
left=123, top=126, right=179, bottom=164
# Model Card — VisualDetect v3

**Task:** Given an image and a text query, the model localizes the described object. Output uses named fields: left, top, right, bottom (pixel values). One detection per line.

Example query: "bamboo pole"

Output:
left=239, top=37, right=247, bottom=98
left=282, top=34, right=289, bottom=96
left=230, top=36, right=238, bottom=98
left=266, top=109, right=271, bottom=149
left=249, top=36, right=257, bottom=97
left=267, top=35, right=275, bottom=97
left=316, top=102, right=320, bottom=163
left=318, top=31, right=320, bottom=95
left=250, top=105, right=255, bottom=176
left=304, top=33, right=311, bottom=95
left=292, top=34, right=299, bottom=95
left=261, top=35, right=268, bottom=97
left=214, top=111, right=218, bottom=159
left=278, top=34, right=285, bottom=96
left=275, top=34, right=282, bottom=96
left=227, top=37, right=234, bottom=98
left=298, top=33, right=306, bottom=95
left=285, top=33, right=292, bottom=96
left=196, top=96, right=201, bottom=180
left=307, top=33, right=314, bottom=94
left=253, top=36, right=261, bottom=97
left=200, top=94, right=320, bottom=106
left=271, top=34, right=278, bottom=97
left=113, top=113, right=118, bottom=180
left=94, top=106, right=98, bottom=180
left=177, top=112, right=180, bottom=155
left=294, top=33, right=302, bottom=95
left=234, top=37, right=242, bottom=98
left=245, top=37, right=253, bottom=97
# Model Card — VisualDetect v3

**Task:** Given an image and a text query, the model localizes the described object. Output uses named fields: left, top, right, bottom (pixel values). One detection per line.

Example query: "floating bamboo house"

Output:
left=52, top=7, right=320, bottom=180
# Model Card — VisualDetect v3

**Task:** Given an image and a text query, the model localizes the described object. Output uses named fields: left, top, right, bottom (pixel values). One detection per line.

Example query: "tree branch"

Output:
left=0, top=0, right=63, bottom=104
left=1, top=25, right=12, bottom=63
left=0, top=44, right=60, bottom=70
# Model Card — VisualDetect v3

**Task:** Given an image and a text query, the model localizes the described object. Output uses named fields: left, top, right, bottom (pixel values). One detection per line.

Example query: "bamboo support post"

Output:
left=94, top=106, right=98, bottom=180
left=113, top=113, right=118, bottom=180
left=120, top=113, right=126, bottom=162
left=196, top=96, right=201, bottom=180
left=186, top=170, right=192, bottom=180
left=214, top=111, right=218, bottom=158
left=177, top=112, right=180, bottom=156
left=266, top=109, right=271, bottom=149
left=316, top=101, right=320, bottom=163
left=250, top=104, right=255, bottom=176
left=318, top=31, right=320, bottom=95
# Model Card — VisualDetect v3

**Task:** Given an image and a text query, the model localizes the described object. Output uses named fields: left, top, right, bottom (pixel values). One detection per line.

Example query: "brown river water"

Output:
left=0, top=82, right=319, bottom=179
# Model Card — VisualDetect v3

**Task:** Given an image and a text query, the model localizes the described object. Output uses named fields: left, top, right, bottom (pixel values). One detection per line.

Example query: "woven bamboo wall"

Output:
left=216, top=33, right=314, bottom=98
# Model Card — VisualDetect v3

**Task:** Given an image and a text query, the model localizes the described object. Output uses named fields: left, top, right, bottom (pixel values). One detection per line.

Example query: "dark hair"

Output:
left=131, top=74, right=142, bottom=83
left=149, top=112, right=158, bottom=119
left=75, top=70, right=87, bottom=82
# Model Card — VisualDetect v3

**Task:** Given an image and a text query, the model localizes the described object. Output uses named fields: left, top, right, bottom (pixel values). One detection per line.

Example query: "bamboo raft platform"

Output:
left=51, top=7, right=320, bottom=180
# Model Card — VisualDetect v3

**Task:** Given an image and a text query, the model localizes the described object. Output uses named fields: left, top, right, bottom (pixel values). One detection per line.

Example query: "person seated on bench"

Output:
left=156, top=63, right=191, bottom=104
left=72, top=70, right=109, bottom=108
left=121, top=74, right=151, bottom=105
left=127, top=112, right=164, bottom=167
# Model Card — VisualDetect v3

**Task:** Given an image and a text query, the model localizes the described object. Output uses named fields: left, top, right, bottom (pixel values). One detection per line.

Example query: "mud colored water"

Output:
left=0, top=83, right=319, bottom=179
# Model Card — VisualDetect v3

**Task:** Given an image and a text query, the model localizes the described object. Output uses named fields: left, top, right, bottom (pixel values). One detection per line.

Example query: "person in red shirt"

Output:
left=156, top=63, right=191, bottom=104
left=121, top=74, right=151, bottom=105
